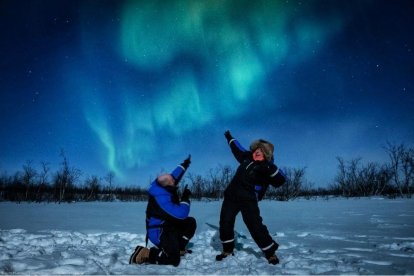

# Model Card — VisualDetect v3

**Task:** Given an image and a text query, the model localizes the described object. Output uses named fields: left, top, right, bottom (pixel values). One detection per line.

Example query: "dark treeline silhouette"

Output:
left=1, top=143, right=413, bottom=203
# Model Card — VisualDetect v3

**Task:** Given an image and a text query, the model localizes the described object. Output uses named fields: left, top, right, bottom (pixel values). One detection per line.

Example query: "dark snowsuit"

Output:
left=145, top=163, right=197, bottom=266
left=219, top=135, right=286, bottom=258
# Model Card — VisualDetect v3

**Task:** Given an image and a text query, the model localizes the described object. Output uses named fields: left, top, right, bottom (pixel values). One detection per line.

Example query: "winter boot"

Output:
left=267, top=254, right=280, bottom=265
left=215, top=251, right=234, bottom=261
left=129, top=246, right=150, bottom=264
left=263, top=241, right=279, bottom=265
left=180, top=249, right=193, bottom=256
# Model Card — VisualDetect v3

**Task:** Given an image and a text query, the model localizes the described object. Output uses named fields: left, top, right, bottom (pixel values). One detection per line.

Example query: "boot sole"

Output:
left=215, top=252, right=234, bottom=261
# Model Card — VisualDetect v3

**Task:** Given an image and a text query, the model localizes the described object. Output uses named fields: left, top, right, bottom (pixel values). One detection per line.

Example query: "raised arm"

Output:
left=224, top=130, right=249, bottom=163
left=170, top=155, right=191, bottom=185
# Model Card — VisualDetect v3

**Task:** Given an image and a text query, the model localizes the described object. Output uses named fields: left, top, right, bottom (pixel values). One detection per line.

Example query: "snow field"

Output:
left=1, top=197, right=414, bottom=274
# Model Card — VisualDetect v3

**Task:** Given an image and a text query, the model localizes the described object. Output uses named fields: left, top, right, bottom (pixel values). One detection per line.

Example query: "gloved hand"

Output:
left=224, top=130, right=233, bottom=142
left=181, top=185, right=192, bottom=203
left=181, top=154, right=191, bottom=169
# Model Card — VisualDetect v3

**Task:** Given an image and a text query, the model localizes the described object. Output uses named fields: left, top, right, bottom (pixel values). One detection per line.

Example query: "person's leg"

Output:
left=152, top=230, right=181, bottom=266
left=240, top=201, right=279, bottom=263
left=217, top=197, right=240, bottom=259
left=176, top=217, right=197, bottom=253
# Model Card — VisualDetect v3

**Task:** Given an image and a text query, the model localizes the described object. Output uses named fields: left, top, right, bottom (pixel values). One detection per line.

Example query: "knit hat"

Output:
left=250, top=139, right=274, bottom=161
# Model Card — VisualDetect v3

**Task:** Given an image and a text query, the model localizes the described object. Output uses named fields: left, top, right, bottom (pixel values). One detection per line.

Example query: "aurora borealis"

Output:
left=1, top=0, right=413, bottom=187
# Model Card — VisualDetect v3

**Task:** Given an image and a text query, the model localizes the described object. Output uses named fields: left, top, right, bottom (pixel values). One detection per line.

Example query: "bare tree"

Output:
left=22, top=160, right=37, bottom=201
left=333, top=155, right=396, bottom=197
left=347, top=158, right=361, bottom=196
left=184, top=165, right=234, bottom=200
left=334, top=157, right=362, bottom=197
left=207, top=165, right=234, bottom=199
left=356, top=162, right=392, bottom=196
left=386, top=143, right=414, bottom=197
left=85, top=175, right=100, bottom=201
left=36, top=161, right=50, bottom=202
left=105, top=171, right=115, bottom=188
left=374, top=164, right=393, bottom=195
left=104, top=171, right=115, bottom=201
left=276, top=167, right=306, bottom=201
left=54, top=149, right=82, bottom=202
left=186, top=173, right=206, bottom=199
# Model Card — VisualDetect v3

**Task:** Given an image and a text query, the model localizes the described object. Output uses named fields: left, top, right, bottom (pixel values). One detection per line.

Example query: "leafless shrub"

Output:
left=386, top=142, right=414, bottom=198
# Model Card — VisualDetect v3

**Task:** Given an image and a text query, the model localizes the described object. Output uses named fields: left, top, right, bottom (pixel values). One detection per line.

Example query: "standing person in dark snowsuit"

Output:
left=216, top=130, right=286, bottom=265
left=129, top=155, right=196, bottom=267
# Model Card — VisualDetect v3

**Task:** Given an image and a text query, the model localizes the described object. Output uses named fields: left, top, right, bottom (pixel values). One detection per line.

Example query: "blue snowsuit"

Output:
left=219, top=134, right=286, bottom=258
left=145, top=162, right=196, bottom=266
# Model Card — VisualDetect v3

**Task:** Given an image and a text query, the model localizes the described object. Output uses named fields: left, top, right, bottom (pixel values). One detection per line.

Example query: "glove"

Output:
left=181, top=185, right=192, bottom=203
left=224, top=130, right=233, bottom=142
left=181, top=154, right=191, bottom=169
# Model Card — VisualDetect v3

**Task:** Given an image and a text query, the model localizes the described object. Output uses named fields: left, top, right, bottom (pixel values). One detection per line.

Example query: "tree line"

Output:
left=1, top=143, right=413, bottom=203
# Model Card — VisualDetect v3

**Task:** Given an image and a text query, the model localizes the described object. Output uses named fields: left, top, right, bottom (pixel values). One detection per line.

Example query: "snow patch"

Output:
left=1, top=198, right=414, bottom=274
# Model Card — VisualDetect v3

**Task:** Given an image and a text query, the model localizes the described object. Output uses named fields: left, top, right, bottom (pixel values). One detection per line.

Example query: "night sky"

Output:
left=1, top=0, right=413, bottom=188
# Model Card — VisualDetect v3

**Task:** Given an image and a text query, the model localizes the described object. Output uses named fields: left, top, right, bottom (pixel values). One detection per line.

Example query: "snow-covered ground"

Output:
left=1, top=197, right=414, bottom=275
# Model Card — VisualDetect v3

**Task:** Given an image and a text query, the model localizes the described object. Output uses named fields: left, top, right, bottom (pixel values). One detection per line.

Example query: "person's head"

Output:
left=157, top=174, right=176, bottom=187
left=252, top=147, right=265, bottom=161
left=250, top=139, right=274, bottom=161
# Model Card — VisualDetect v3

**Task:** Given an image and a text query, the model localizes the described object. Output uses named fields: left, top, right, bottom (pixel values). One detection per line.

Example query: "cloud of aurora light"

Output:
left=81, top=0, right=344, bottom=179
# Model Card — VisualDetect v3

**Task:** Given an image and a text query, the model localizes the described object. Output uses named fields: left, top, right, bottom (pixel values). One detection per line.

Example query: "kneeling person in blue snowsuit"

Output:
left=129, top=155, right=196, bottom=266
left=216, top=131, right=286, bottom=265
